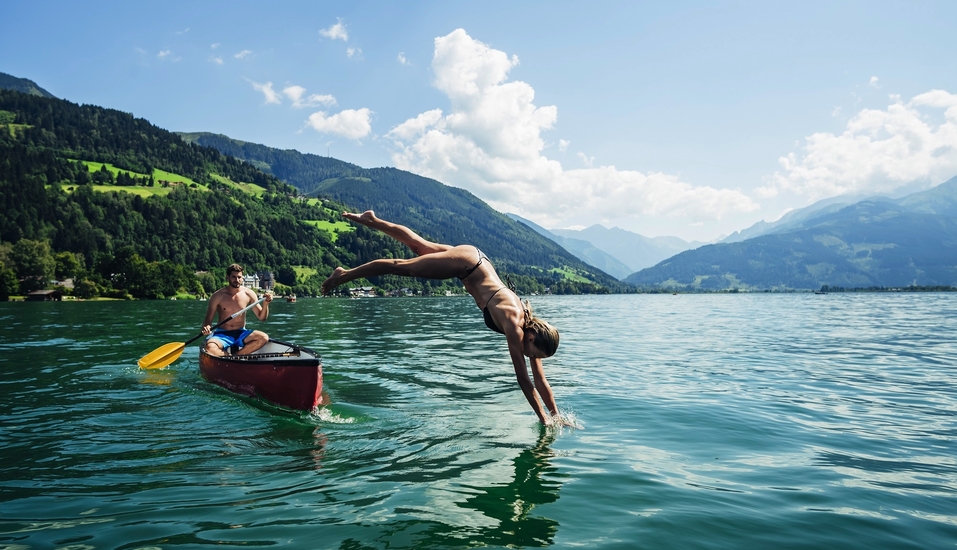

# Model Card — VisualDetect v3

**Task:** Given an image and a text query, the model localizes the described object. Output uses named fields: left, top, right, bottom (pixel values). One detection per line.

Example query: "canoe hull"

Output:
left=199, top=340, right=323, bottom=411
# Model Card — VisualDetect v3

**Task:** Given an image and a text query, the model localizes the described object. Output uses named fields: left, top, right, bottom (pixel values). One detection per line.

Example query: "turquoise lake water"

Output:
left=1, top=293, right=955, bottom=549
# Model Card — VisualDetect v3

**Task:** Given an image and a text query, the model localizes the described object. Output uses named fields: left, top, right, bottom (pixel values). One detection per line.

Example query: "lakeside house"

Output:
left=26, top=289, right=63, bottom=301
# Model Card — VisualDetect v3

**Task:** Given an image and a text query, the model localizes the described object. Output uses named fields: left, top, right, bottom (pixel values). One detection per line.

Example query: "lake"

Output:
left=1, top=293, right=955, bottom=549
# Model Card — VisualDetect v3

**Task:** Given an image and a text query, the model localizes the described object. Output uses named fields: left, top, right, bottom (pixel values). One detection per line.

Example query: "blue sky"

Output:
left=4, top=1, right=957, bottom=241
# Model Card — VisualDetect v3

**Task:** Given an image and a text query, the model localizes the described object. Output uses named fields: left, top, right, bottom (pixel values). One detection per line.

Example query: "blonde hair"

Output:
left=522, top=299, right=560, bottom=357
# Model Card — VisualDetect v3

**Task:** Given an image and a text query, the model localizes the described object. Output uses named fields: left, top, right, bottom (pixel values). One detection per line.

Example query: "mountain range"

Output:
left=506, top=214, right=704, bottom=280
left=3, top=70, right=955, bottom=293
left=627, top=176, right=957, bottom=290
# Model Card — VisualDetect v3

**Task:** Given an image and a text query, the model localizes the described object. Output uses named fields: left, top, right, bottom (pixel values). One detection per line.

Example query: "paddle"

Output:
left=137, top=295, right=267, bottom=370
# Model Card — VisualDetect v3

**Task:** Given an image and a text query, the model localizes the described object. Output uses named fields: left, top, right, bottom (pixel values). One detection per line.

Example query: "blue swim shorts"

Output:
left=206, top=328, right=254, bottom=354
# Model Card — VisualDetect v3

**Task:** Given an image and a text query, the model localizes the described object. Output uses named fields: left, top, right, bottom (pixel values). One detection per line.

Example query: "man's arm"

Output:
left=200, top=293, right=219, bottom=335
left=252, top=290, right=272, bottom=321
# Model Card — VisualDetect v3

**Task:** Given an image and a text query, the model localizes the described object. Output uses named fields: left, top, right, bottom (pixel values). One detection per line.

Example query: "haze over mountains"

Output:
left=506, top=214, right=703, bottom=280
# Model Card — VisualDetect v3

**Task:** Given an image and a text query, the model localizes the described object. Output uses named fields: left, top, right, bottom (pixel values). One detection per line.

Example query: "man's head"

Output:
left=227, top=263, right=244, bottom=288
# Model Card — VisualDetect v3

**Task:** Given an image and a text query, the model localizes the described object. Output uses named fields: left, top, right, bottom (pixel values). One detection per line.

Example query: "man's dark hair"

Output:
left=226, top=263, right=244, bottom=276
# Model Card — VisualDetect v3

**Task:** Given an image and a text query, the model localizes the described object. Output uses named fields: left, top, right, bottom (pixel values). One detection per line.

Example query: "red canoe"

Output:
left=199, top=339, right=324, bottom=411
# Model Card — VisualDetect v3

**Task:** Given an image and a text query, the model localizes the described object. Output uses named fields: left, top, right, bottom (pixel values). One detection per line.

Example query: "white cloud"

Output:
left=307, top=108, right=373, bottom=140
left=320, top=19, right=348, bottom=41
left=577, top=152, right=594, bottom=167
left=386, top=109, right=443, bottom=142
left=248, top=80, right=282, bottom=104
left=235, top=50, right=253, bottom=59
left=869, top=76, right=880, bottom=89
left=346, top=47, right=362, bottom=59
left=211, top=56, right=224, bottom=65
left=762, top=89, right=957, bottom=200
left=398, top=52, right=411, bottom=65
left=558, top=139, right=570, bottom=152
left=211, top=43, right=220, bottom=50
left=386, top=29, right=757, bottom=228
left=283, top=85, right=337, bottom=108
left=157, top=49, right=181, bottom=62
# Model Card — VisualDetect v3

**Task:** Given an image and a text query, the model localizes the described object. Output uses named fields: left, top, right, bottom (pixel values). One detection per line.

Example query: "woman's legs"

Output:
left=343, top=211, right=451, bottom=256
left=322, top=211, right=475, bottom=294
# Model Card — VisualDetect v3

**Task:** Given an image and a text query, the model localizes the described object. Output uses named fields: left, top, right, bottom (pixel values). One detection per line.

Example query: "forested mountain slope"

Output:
left=0, top=72, right=55, bottom=99
left=0, top=88, right=621, bottom=299
left=626, top=177, right=957, bottom=290
left=184, top=132, right=626, bottom=292
left=0, top=90, right=413, bottom=297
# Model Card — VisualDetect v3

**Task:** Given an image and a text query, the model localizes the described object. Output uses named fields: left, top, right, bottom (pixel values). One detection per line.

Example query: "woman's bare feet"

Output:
left=342, top=210, right=378, bottom=228
left=321, top=267, right=348, bottom=295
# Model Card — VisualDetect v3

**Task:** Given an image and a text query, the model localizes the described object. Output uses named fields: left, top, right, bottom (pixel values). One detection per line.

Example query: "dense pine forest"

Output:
left=0, top=90, right=623, bottom=300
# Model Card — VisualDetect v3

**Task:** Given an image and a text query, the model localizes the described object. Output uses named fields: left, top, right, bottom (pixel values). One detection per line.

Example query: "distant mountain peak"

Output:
left=0, top=72, right=56, bottom=99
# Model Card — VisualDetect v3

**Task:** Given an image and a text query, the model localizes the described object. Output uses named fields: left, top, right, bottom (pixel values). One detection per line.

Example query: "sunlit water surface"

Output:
left=1, top=293, right=955, bottom=549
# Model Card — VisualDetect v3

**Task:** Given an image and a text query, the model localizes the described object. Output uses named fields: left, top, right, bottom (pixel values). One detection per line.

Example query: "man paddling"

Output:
left=201, top=263, right=273, bottom=356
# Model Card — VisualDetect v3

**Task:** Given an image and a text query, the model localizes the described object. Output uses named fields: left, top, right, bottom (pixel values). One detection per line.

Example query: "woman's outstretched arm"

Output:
left=506, top=332, right=551, bottom=425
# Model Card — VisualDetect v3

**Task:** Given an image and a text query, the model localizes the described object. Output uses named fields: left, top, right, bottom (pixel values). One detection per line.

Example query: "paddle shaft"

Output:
left=189, top=295, right=268, bottom=345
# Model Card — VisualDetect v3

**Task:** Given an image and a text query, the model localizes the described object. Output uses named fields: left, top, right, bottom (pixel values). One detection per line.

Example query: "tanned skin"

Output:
left=321, top=211, right=569, bottom=426
left=201, top=269, right=273, bottom=357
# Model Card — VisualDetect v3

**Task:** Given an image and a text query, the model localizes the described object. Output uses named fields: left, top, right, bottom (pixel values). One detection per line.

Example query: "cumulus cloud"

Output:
left=346, top=47, right=362, bottom=59
left=869, top=76, right=880, bottom=89
left=386, top=29, right=757, bottom=228
left=157, top=49, right=172, bottom=59
left=235, top=50, right=253, bottom=59
left=307, top=108, right=373, bottom=140
left=398, top=52, right=411, bottom=65
left=210, top=56, right=224, bottom=65
left=283, top=85, right=337, bottom=108
left=248, top=80, right=282, bottom=104
left=320, top=19, right=348, bottom=41
left=760, top=89, right=957, bottom=200
left=558, top=139, right=570, bottom=152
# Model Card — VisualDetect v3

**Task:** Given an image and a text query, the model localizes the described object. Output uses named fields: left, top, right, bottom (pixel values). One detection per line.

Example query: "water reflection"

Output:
left=456, top=428, right=564, bottom=547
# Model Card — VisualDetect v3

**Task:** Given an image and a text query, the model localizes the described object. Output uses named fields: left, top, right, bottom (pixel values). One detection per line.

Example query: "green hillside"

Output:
left=178, top=132, right=364, bottom=195
left=0, top=88, right=623, bottom=299
left=184, top=132, right=626, bottom=293
left=0, top=90, right=422, bottom=298
left=626, top=178, right=957, bottom=290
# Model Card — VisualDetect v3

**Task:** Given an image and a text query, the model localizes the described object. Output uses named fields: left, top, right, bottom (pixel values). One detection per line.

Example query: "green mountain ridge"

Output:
left=0, top=72, right=56, bottom=99
left=627, top=177, right=957, bottom=290
left=0, top=88, right=433, bottom=298
left=182, top=132, right=626, bottom=292
left=0, top=78, right=621, bottom=298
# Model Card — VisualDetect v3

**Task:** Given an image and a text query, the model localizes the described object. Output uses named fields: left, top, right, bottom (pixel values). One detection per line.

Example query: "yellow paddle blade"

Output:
left=138, top=342, right=186, bottom=369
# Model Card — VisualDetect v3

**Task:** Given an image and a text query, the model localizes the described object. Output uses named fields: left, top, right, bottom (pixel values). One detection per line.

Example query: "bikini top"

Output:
left=482, top=287, right=508, bottom=334
left=483, top=305, right=505, bottom=334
